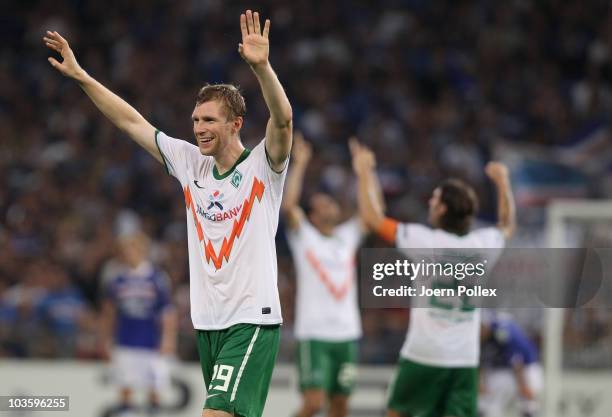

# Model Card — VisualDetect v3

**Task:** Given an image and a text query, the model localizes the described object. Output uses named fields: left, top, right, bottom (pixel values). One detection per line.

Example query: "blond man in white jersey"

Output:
left=282, top=134, right=379, bottom=417
left=44, top=10, right=292, bottom=417
left=350, top=141, right=515, bottom=417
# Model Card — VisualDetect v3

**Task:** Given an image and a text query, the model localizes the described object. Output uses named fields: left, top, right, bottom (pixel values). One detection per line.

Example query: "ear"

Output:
left=232, top=116, right=244, bottom=134
left=438, top=203, right=447, bottom=216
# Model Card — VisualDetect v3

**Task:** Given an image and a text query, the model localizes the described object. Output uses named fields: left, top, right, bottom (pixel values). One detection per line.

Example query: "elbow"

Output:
left=360, top=209, right=384, bottom=233
left=280, top=203, right=299, bottom=219
left=280, top=202, right=292, bottom=216
left=273, top=108, right=293, bottom=129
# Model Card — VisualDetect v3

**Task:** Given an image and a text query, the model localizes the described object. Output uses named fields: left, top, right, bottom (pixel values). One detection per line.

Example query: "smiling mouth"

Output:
left=199, top=137, right=214, bottom=144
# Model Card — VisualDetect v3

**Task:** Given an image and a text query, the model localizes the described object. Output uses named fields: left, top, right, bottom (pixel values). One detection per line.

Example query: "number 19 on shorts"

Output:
left=208, top=364, right=235, bottom=392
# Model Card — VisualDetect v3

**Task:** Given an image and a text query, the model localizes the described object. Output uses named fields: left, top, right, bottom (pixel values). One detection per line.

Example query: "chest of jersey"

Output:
left=181, top=153, right=271, bottom=271
left=114, top=277, right=159, bottom=319
left=184, top=158, right=264, bottom=227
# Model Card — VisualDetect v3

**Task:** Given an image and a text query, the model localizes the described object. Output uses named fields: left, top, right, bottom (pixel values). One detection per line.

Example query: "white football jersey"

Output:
left=287, top=218, right=363, bottom=341
left=155, top=131, right=286, bottom=330
left=395, top=224, right=505, bottom=367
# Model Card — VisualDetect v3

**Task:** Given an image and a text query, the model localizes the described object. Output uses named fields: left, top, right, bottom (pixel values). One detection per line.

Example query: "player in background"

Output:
left=479, top=312, right=542, bottom=417
left=100, top=231, right=177, bottom=416
left=282, top=133, right=381, bottom=417
left=45, top=9, right=292, bottom=417
left=350, top=140, right=516, bottom=417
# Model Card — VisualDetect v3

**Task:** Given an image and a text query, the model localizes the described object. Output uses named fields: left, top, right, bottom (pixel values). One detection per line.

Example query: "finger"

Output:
left=238, top=43, right=245, bottom=59
left=45, top=42, right=61, bottom=53
left=46, top=30, right=58, bottom=41
left=44, top=37, right=62, bottom=48
left=263, top=19, right=270, bottom=39
left=246, top=10, right=254, bottom=34
left=54, top=31, right=68, bottom=45
left=240, top=14, right=248, bottom=39
left=253, top=11, right=261, bottom=35
left=48, top=57, right=62, bottom=69
left=43, top=36, right=60, bottom=45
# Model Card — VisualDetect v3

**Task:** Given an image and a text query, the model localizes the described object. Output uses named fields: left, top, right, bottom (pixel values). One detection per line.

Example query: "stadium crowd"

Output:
left=1, top=0, right=611, bottom=364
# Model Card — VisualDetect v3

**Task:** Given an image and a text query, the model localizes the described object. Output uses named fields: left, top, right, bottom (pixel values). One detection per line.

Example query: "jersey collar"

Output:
left=212, top=148, right=251, bottom=180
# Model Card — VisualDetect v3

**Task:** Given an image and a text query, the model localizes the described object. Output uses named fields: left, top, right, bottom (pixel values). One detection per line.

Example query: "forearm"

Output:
left=494, top=178, right=516, bottom=239
left=282, top=162, right=307, bottom=211
left=77, top=72, right=146, bottom=132
left=75, top=72, right=158, bottom=161
left=251, top=62, right=292, bottom=126
left=356, top=168, right=386, bottom=231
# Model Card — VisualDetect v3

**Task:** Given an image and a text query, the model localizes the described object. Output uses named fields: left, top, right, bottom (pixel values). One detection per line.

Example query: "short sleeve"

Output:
left=251, top=139, right=288, bottom=201
left=471, top=227, right=506, bottom=249
left=154, top=130, right=200, bottom=180
left=395, top=223, right=436, bottom=248
left=286, top=218, right=316, bottom=252
left=336, top=216, right=364, bottom=248
left=100, top=275, right=116, bottom=301
left=155, top=271, right=173, bottom=312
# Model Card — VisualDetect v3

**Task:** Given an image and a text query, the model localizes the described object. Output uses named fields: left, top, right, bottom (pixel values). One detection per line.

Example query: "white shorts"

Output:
left=112, top=347, right=170, bottom=391
left=479, top=363, right=543, bottom=417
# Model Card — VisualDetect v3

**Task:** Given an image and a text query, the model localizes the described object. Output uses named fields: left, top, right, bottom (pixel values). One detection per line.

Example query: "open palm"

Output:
left=239, top=10, right=270, bottom=67
left=43, top=31, right=84, bottom=79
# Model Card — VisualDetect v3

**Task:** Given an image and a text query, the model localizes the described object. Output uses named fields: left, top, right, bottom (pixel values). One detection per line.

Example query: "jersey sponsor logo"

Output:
left=184, top=177, right=265, bottom=269
left=197, top=203, right=244, bottom=222
left=194, top=180, right=205, bottom=189
left=305, top=249, right=355, bottom=301
left=207, top=190, right=224, bottom=211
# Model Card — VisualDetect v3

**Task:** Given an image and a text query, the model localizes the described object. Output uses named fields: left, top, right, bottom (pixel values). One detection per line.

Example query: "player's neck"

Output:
left=127, top=260, right=149, bottom=271
left=314, top=222, right=335, bottom=237
left=214, top=139, right=245, bottom=175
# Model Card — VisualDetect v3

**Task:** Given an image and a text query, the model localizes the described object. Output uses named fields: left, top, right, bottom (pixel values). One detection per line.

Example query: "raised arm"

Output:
left=485, top=162, right=516, bottom=240
left=43, top=31, right=161, bottom=163
left=350, top=139, right=387, bottom=232
left=281, top=132, right=311, bottom=229
left=238, top=11, right=293, bottom=171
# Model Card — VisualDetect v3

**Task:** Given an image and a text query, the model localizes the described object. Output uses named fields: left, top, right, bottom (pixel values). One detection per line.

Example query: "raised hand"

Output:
left=349, top=137, right=376, bottom=176
left=291, top=131, right=312, bottom=166
left=238, top=10, right=270, bottom=67
left=485, top=161, right=510, bottom=185
left=43, top=31, right=85, bottom=80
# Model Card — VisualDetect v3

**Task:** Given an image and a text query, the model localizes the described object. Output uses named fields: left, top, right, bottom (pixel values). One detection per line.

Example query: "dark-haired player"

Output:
left=351, top=141, right=515, bottom=417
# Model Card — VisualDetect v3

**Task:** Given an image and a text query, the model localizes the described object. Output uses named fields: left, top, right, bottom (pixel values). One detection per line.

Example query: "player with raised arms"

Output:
left=44, top=9, right=292, bottom=417
left=350, top=141, right=515, bottom=417
left=282, top=133, right=381, bottom=417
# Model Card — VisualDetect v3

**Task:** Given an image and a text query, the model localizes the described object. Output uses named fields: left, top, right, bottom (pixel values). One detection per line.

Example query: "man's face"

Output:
left=118, top=234, right=148, bottom=267
left=192, top=100, right=242, bottom=156
left=428, top=187, right=446, bottom=227
left=309, top=193, right=341, bottom=227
